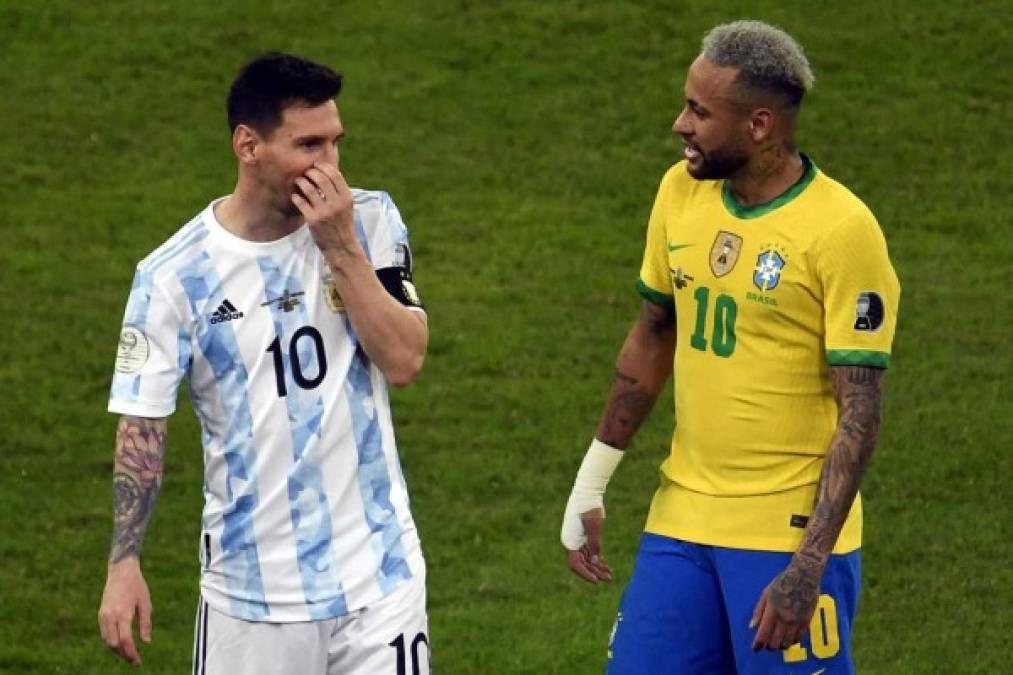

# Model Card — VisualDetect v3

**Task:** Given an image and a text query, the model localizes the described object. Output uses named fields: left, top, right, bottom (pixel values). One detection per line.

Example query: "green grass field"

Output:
left=1, top=1, right=1010, bottom=672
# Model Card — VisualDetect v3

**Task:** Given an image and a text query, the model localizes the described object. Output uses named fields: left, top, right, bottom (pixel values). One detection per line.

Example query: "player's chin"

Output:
left=685, top=159, right=711, bottom=180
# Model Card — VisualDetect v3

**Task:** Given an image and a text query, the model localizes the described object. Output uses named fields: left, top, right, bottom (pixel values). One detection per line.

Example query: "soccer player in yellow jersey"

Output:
left=561, top=20, right=900, bottom=674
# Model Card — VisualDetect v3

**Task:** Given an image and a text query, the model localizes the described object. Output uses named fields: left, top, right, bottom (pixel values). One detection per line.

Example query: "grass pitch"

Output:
left=1, top=1, right=1009, bottom=672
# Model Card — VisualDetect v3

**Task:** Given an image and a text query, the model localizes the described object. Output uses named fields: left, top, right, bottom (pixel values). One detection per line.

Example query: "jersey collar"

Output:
left=721, top=154, right=817, bottom=220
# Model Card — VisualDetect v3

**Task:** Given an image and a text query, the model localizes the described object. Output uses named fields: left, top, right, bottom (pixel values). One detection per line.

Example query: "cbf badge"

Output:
left=753, top=248, right=787, bottom=291
left=322, top=273, right=345, bottom=312
left=710, top=231, right=743, bottom=277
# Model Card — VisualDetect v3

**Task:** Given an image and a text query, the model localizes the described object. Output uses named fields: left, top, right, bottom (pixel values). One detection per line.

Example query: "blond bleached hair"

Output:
left=702, top=20, right=814, bottom=109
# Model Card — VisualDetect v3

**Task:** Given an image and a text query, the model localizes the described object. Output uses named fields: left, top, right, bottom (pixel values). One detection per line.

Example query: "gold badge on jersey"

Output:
left=322, top=273, right=345, bottom=312
left=710, top=231, right=743, bottom=277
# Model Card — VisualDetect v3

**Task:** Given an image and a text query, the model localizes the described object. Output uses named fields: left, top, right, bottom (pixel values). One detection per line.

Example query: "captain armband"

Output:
left=376, top=243, right=424, bottom=309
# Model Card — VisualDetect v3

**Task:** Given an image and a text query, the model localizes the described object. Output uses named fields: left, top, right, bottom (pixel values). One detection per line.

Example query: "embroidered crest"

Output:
left=322, top=273, right=345, bottom=312
left=709, top=231, right=743, bottom=277
left=753, top=250, right=786, bottom=291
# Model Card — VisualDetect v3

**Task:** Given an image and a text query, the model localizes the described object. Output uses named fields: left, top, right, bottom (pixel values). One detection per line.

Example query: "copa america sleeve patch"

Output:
left=376, top=244, right=423, bottom=308
left=853, top=291, right=885, bottom=332
left=115, top=326, right=150, bottom=373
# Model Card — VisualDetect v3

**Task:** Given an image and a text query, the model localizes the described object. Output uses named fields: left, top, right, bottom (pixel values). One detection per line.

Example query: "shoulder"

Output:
left=351, top=188, right=400, bottom=214
left=135, top=206, right=214, bottom=281
left=352, top=187, right=408, bottom=237
left=806, top=168, right=880, bottom=231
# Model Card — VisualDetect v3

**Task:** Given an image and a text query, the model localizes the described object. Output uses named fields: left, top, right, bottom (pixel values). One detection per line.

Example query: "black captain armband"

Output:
left=376, top=244, right=424, bottom=309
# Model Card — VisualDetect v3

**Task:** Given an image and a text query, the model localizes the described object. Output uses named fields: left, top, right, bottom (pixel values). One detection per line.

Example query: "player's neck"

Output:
left=215, top=184, right=304, bottom=242
left=727, top=147, right=805, bottom=208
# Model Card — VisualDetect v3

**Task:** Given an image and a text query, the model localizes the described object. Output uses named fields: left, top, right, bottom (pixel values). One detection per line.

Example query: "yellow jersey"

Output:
left=638, top=157, right=900, bottom=553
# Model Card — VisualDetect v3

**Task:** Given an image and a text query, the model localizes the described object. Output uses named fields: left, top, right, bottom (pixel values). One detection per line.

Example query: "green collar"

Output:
left=721, top=154, right=817, bottom=219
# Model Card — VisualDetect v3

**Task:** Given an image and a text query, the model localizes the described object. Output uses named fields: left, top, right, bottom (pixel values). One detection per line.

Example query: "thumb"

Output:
left=750, top=588, right=767, bottom=629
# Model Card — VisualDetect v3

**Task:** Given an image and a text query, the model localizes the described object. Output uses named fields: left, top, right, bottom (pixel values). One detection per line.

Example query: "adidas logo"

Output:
left=208, top=299, right=244, bottom=324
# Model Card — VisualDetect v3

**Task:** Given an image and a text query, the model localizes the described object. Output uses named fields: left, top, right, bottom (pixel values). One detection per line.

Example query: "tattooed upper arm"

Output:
left=110, top=416, right=168, bottom=563
left=830, top=366, right=885, bottom=447
left=641, top=300, right=676, bottom=336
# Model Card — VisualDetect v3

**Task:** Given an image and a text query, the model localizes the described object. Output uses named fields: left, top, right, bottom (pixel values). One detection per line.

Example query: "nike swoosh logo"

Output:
left=812, top=669, right=827, bottom=675
left=667, top=243, right=692, bottom=251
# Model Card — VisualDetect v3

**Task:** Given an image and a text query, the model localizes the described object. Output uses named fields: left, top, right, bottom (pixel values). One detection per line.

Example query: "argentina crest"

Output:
left=709, top=231, right=743, bottom=277
left=322, top=272, right=345, bottom=312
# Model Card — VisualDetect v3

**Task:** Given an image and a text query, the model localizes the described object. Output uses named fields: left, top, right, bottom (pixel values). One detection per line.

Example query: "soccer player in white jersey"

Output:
left=97, top=53, right=432, bottom=675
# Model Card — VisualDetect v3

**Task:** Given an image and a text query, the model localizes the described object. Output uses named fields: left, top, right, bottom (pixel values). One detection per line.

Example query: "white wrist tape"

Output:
left=560, top=439, right=625, bottom=550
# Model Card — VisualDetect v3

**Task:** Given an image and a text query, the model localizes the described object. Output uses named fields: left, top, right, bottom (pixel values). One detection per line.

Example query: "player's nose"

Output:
left=673, top=107, right=691, bottom=136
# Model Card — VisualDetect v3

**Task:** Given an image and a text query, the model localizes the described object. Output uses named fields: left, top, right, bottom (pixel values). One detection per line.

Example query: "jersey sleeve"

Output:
left=371, top=191, right=425, bottom=311
left=817, top=212, right=901, bottom=368
left=108, top=268, right=190, bottom=417
left=637, top=170, right=675, bottom=307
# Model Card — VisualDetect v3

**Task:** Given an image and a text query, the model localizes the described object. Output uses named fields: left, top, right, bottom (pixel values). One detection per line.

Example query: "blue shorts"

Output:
left=606, top=533, right=861, bottom=675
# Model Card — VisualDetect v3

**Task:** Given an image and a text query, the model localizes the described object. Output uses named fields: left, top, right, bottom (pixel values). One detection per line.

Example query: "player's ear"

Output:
left=747, top=108, right=774, bottom=143
left=233, top=124, right=260, bottom=165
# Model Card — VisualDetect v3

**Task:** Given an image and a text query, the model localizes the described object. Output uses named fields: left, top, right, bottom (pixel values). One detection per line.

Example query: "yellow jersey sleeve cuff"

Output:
left=826, top=349, right=891, bottom=368
left=636, top=279, right=674, bottom=307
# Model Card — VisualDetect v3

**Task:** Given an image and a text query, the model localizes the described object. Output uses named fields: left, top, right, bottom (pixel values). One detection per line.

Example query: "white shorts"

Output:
left=192, top=573, right=430, bottom=675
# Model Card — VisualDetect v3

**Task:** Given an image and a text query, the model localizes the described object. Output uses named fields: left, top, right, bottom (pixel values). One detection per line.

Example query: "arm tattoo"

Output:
left=613, top=370, right=638, bottom=385
left=771, top=366, right=884, bottom=620
left=596, top=303, right=676, bottom=448
left=598, top=384, right=655, bottom=448
left=647, top=302, right=676, bottom=335
left=109, top=416, right=167, bottom=563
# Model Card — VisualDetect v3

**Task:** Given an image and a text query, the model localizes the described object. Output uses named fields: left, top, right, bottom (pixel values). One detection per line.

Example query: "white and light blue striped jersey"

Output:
left=108, top=190, right=426, bottom=622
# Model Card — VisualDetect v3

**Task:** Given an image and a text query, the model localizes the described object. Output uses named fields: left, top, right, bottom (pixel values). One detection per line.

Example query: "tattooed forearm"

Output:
left=109, top=416, right=167, bottom=563
left=792, top=367, right=884, bottom=566
left=768, top=367, right=884, bottom=626
left=598, top=387, right=655, bottom=448
left=594, top=303, right=676, bottom=448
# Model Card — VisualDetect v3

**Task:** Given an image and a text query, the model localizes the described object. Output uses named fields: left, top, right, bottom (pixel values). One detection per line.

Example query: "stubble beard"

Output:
left=686, top=145, right=749, bottom=181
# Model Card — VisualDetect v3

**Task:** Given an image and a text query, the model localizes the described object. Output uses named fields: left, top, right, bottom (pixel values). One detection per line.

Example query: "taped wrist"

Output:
left=560, top=439, right=624, bottom=550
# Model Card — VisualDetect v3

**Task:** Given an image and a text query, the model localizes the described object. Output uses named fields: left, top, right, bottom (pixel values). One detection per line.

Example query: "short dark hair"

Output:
left=227, top=52, right=342, bottom=136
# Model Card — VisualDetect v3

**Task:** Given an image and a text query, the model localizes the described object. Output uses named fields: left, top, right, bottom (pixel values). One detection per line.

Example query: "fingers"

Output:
left=301, top=164, right=349, bottom=202
left=787, top=621, right=810, bottom=649
left=566, top=547, right=612, bottom=583
left=98, top=562, right=148, bottom=665
left=139, top=595, right=153, bottom=643
left=749, top=601, right=806, bottom=651
left=294, top=176, right=327, bottom=209
left=751, top=597, right=776, bottom=652
left=292, top=168, right=354, bottom=228
left=99, top=605, right=141, bottom=665
left=312, top=161, right=349, bottom=193
left=567, top=549, right=600, bottom=583
left=768, top=622, right=788, bottom=652
left=116, top=617, right=141, bottom=665
left=749, top=591, right=765, bottom=631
